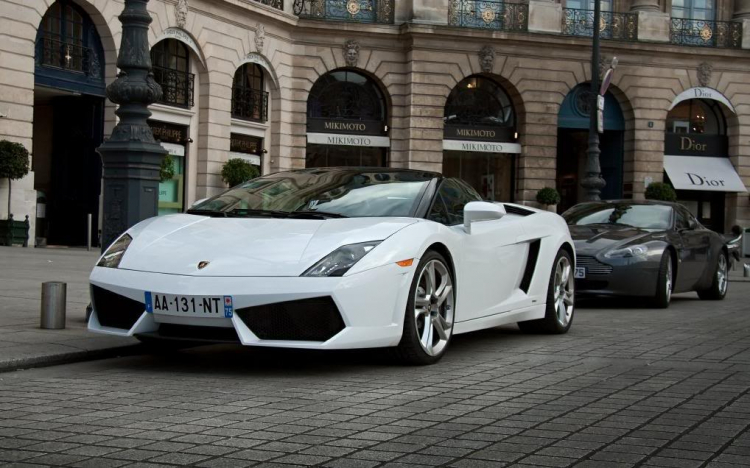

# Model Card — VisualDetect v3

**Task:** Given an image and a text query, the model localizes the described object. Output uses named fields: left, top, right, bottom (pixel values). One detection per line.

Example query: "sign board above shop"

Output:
left=665, top=134, right=728, bottom=157
left=444, top=126, right=515, bottom=142
left=149, top=120, right=187, bottom=145
left=230, top=133, right=263, bottom=155
left=307, top=133, right=390, bottom=148
left=663, top=155, right=747, bottom=193
left=443, top=140, right=521, bottom=154
left=307, top=119, right=386, bottom=136
left=669, top=87, right=736, bottom=114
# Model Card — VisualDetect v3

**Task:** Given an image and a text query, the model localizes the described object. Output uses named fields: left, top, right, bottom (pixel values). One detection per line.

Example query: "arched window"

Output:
left=666, top=99, right=725, bottom=135
left=36, top=0, right=103, bottom=80
left=150, top=39, right=193, bottom=107
left=444, top=76, right=515, bottom=129
left=232, top=64, right=267, bottom=122
left=307, top=70, right=387, bottom=122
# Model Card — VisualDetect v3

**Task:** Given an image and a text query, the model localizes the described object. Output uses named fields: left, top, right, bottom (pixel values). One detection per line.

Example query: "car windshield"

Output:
left=563, top=203, right=673, bottom=230
left=189, top=169, right=433, bottom=218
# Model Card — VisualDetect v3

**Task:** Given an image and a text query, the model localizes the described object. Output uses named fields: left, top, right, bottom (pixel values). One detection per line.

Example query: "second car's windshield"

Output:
left=191, top=169, right=433, bottom=218
left=563, top=203, right=673, bottom=230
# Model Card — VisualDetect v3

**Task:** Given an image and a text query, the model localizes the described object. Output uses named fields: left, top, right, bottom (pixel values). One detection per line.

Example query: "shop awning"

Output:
left=663, top=155, right=747, bottom=192
left=307, top=133, right=390, bottom=147
left=443, top=140, right=521, bottom=153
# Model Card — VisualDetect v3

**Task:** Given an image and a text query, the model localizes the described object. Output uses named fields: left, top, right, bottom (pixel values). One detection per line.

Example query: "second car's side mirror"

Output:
left=464, top=201, right=506, bottom=234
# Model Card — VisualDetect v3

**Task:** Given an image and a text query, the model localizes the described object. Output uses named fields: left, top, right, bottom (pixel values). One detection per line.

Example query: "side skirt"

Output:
left=453, top=304, right=546, bottom=335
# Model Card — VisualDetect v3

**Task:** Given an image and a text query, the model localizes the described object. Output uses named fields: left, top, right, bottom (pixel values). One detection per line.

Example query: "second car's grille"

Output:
left=576, top=255, right=614, bottom=275
left=236, top=297, right=345, bottom=342
left=91, top=285, right=145, bottom=330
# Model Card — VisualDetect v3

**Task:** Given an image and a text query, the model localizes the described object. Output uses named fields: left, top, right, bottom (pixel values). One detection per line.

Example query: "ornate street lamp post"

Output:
left=96, top=0, right=166, bottom=251
left=581, top=0, right=606, bottom=201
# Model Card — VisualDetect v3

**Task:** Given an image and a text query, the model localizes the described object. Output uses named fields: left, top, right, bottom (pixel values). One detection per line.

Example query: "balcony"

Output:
left=293, top=0, right=394, bottom=23
left=448, top=0, right=528, bottom=32
left=670, top=18, right=742, bottom=48
left=232, top=88, right=269, bottom=123
left=561, top=9, right=638, bottom=41
left=36, top=34, right=102, bottom=78
left=152, top=66, right=194, bottom=108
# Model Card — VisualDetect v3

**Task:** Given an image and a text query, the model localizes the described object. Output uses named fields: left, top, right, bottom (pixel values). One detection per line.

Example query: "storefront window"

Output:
left=666, top=99, right=725, bottom=135
left=149, top=121, right=188, bottom=216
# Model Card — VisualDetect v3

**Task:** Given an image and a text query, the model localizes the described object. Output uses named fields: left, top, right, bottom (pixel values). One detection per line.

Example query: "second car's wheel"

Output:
left=394, top=251, right=455, bottom=365
left=652, top=252, right=673, bottom=309
left=698, top=251, right=729, bottom=301
left=518, top=248, right=575, bottom=334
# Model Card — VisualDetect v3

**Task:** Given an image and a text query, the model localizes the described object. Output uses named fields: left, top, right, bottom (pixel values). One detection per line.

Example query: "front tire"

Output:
left=652, top=252, right=673, bottom=309
left=394, top=251, right=455, bottom=365
left=518, top=248, right=575, bottom=334
left=698, top=251, right=729, bottom=300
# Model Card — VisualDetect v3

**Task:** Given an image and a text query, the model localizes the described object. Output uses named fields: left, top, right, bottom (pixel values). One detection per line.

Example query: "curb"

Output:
left=0, top=344, right=143, bottom=373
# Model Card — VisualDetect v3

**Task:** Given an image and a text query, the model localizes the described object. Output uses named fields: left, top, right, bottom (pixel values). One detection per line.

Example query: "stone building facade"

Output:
left=1, top=0, right=749, bottom=246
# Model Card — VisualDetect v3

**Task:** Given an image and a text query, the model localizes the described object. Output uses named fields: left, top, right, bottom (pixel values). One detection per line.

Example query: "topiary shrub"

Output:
left=159, top=154, right=175, bottom=183
left=645, top=182, right=677, bottom=202
left=0, top=140, right=30, bottom=219
left=536, top=187, right=561, bottom=206
left=221, top=158, right=259, bottom=187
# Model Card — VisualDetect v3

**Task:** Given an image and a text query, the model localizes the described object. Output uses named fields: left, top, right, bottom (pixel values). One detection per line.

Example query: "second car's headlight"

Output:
left=303, top=241, right=381, bottom=277
left=97, top=234, right=132, bottom=268
left=604, top=244, right=648, bottom=260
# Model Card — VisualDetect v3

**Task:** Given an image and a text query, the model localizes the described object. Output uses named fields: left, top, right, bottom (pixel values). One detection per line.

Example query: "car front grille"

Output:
left=91, top=285, right=145, bottom=329
left=235, top=297, right=345, bottom=342
left=576, top=255, right=614, bottom=275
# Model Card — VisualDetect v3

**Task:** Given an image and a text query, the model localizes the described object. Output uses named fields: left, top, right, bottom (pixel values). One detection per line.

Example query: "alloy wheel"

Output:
left=554, top=256, right=574, bottom=326
left=717, top=254, right=728, bottom=295
left=414, top=259, right=454, bottom=357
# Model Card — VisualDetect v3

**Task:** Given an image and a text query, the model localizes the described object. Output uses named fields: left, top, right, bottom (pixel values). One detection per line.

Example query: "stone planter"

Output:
left=0, top=214, right=30, bottom=247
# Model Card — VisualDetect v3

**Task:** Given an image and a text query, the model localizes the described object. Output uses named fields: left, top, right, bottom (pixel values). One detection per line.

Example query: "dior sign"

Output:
left=687, top=173, right=726, bottom=187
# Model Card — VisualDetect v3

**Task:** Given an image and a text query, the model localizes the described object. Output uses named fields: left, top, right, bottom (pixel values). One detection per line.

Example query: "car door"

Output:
left=428, top=179, right=527, bottom=321
left=674, top=206, right=711, bottom=290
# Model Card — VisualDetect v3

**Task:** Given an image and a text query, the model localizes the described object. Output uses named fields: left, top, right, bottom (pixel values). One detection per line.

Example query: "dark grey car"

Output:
left=562, top=200, right=730, bottom=308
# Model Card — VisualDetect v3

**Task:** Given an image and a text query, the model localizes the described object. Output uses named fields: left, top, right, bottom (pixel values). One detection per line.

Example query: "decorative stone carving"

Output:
left=478, top=45, right=495, bottom=73
left=255, top=23, right=265, bottom=53
left=175, top=0, right=188, bottom=28
left=343, top=39, right=360, bottom=67
left=697, top=62, right=712, bottom=87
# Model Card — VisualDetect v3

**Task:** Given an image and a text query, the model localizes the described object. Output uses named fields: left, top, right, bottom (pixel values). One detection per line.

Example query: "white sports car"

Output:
left=89, top=168, right=575, bottom=364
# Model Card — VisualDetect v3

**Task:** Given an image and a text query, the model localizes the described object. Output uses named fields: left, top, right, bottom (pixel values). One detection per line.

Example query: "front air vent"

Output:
left=91, top=285, right=145, bottom=329
left=576, top=255, right=614, bottom=275
left=504, top=204, right=535, bottom=217
left=236, top=297, right=345, bottom=342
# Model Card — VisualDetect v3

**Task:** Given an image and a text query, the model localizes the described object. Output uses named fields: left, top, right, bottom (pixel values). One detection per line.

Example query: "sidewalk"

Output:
left=0, top=246, right=138, bottom=372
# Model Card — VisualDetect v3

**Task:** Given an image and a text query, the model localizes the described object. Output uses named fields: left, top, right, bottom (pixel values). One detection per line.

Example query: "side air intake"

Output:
left=504, top=204, right=535, bottom=217
left=520, top=240, right=541, bottom=293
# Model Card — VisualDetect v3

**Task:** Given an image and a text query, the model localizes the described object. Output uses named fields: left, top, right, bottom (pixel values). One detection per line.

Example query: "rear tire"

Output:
left=652, top=252, right=673, bottom=309
left=394, top=251, right=455, bottom=365
left=518, top=248, right=575, bottom=334
left=697, top=251, right=728, bottom=301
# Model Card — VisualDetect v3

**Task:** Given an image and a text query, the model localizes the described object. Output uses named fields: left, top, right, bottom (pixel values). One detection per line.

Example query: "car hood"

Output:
left=116, top=214, right=419, bottom=277
left=569, top=224, right=658, bottom=256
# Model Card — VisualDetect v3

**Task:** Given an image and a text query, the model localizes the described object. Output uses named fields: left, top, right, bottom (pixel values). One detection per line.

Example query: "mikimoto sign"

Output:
left=443, top=140, right=521, bottom=153
left=307, top=133, right=390, bottom=147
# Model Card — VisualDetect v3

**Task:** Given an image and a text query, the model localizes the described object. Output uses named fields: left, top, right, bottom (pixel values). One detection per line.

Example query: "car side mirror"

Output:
left=464, top=201, right=506, bottom=234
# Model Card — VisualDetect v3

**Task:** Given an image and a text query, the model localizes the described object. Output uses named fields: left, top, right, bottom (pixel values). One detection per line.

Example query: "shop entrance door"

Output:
left=442, top=151, right=515, bottom=201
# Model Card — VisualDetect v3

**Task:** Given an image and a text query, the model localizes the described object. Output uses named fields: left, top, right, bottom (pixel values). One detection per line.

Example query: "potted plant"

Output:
left=536, top=187, right=561, bottom=212
left=644, top=182, right=677, bottom=202
left=0, top=140, right=30, bottom=246
left=159, top=153, right=175, bottom=183
left=221, top=158, right=259, bottom=187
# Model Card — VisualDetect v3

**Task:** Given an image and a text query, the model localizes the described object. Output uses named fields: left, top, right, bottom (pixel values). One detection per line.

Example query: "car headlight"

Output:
left=604, top=244, right=648, bottom=260
left=302, top=241, right=381, bottom=277
left=97, top=234, right=132, bottom=268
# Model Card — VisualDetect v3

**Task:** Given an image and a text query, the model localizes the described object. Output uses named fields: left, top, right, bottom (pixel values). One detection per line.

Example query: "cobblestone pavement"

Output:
left=1, top=285, right=750, bottom=468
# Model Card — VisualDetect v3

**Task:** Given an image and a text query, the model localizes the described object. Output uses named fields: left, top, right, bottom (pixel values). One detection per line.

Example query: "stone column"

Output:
left=528, top=0, right=562, bottom=34
left=631, top=0, right=670, bottom=42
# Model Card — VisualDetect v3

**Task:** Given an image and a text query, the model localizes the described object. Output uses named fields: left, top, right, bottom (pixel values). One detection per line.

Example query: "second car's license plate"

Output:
left=145, top=292, right=233, bottom=318
left=574, top=267, right=586, bottom=279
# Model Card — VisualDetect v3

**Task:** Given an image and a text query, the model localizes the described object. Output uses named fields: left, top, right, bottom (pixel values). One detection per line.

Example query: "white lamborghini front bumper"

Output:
left=88, top=263, right=414, bottom=349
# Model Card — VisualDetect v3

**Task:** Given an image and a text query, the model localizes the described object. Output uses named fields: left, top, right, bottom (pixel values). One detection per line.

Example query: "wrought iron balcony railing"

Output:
left=562, top=9, right=638, bottom=41
left=448, top=0, right=528, bottom=32
left=670, top=18, right=742, bottom=48
left=254, top=0, right=283, bottom=9
left=152, top=66, right=195, bottom=108
left=36, top=34, right=102, bottom=78
left=293, top=0, right=394, bottom=23
left=232, top=88, right=269, bottom=123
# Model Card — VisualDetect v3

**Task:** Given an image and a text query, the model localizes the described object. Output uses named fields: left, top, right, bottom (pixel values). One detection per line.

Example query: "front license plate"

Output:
left=574, top=267, right=586, bottom=279
left=145, top=292, right=233, bottom=318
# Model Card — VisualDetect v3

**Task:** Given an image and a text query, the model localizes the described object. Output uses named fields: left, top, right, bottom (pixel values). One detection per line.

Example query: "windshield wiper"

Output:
left=186, top=209, right=227, bottom=218
left=289, top=210, right=348, bottom=219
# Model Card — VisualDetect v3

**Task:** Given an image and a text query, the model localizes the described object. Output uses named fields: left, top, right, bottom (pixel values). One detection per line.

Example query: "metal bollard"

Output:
left=744, top=263, right=750, bottom=278
left=41, top=282, right=67, bottom=329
